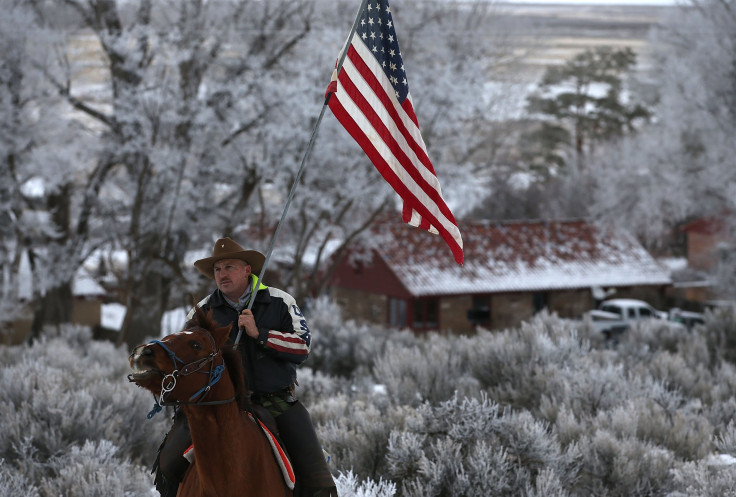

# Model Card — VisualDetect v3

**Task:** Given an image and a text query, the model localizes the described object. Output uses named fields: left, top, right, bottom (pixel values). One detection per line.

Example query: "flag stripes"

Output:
left=328, top=28, right=463, bottom=264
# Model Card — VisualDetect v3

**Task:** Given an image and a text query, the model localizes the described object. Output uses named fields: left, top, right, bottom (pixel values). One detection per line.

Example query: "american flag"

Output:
left=325, top=0, right=464, bottom=265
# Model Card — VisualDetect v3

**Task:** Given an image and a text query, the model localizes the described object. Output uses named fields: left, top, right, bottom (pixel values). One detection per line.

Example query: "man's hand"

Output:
left=238, top=309, right=259, bottom=339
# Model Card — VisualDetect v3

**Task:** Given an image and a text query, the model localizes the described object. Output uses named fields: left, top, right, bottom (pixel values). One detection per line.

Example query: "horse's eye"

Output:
left=191, top=342, right=202, bottom=350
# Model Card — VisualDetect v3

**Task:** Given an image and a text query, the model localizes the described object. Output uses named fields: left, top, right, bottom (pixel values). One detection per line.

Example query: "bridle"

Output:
left=142, top=328, right=236, bottom=419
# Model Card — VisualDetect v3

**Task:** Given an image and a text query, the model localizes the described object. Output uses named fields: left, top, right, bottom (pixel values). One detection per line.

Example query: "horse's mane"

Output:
left=185, top=305, right=252, bottom=410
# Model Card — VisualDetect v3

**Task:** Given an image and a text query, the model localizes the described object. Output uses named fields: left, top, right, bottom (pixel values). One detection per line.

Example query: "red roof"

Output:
left=680, top=216, right=726, bottom=235
left=355, top=219, right=671, bottom=296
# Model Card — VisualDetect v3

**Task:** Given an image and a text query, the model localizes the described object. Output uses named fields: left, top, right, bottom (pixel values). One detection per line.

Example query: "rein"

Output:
left=144, top=329, right=236, bottom=419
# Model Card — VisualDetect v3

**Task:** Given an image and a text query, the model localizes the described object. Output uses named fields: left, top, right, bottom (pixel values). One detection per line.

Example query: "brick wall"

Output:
left=491, top=293, right=534, bottom=330
left=439, top=295, right=474, bottom=334
left=688, top=231, right=720, bottom=271
left=72, top=299, right=102, bottom=327
left=548, top=289, right=593, bottom=318
left=331, top=287, right=386, bottom=325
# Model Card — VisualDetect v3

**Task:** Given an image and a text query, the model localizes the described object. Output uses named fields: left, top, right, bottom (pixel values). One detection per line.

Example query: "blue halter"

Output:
left=145, top=331, right=229, bottom=419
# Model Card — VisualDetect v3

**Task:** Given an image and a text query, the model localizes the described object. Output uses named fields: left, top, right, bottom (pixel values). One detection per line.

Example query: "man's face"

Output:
left=213, top=258, right=251, bottom=299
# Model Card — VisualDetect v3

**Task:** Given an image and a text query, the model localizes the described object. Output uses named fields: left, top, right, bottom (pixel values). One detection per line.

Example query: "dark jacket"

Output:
left=187, top=277, right=311, bottom=394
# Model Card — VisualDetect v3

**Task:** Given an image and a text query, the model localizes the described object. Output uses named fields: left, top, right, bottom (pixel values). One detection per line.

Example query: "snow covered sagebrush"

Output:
left=386, top=394, right=580, bottom=497
left=308, top=306, right=736, bottom=496
left=0, top=325, right=168, bottom=496
left=4, top=306, right=736, bottom=496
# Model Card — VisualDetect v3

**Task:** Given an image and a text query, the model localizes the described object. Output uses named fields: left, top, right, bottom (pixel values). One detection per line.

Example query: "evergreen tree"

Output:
left=523, top=46, right=650, bottom=177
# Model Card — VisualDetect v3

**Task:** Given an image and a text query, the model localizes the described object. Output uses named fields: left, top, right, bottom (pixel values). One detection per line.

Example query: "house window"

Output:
left=467, top=295, right=491, bottom=325
left=389, top=298, right=407, bottom=327
left=412, top=299, right=438, bottom=329
left=533, top=292, right=548, bottom=314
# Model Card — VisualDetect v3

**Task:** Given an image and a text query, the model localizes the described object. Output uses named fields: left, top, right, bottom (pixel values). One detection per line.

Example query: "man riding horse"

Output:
left=154, top=237, right=337, bottom=497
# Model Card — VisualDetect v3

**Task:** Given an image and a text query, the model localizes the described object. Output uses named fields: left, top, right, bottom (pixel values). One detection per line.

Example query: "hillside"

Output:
left=497, top=2, right=672, bottom=76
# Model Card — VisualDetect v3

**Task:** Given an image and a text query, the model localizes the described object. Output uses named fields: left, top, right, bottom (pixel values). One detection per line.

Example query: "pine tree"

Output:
left=523, top=46, right=650, bottom=177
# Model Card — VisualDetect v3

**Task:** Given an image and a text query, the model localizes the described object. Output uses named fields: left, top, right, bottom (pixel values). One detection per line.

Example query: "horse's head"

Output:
left=128, top=306, right=240, bottom=411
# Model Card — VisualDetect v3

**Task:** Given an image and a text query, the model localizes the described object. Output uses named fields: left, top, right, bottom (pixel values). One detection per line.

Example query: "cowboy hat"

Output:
left=194, top=237, right=265, bottom=279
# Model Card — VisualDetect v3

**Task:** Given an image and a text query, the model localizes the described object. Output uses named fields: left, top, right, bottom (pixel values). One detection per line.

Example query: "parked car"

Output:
left=588, top=299, right=668, bottom=337
left=668, top=308, right=706, bottom=330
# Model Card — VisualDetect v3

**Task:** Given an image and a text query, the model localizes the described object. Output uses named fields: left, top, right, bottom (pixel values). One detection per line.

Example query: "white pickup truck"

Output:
left=588, top=299, right=668, bottom=337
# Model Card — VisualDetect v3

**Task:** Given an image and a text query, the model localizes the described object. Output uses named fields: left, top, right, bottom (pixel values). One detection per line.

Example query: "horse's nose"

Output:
left=130, top=344, right=154, bottom=361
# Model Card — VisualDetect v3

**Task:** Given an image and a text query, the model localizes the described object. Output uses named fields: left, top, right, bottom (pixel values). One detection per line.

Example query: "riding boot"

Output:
left=153, top=409, right=192, bottom=496
left=264, top=398, right=338, bottom=497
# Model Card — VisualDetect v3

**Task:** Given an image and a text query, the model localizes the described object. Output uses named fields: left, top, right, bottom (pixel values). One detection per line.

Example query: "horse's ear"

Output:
left=211, top=322, right=232, bottom=349
left=200, top=306, right=231, bottom=349
left=189, top=304, right=207, bottom=328
left=187, top=302, right=231, bottom=348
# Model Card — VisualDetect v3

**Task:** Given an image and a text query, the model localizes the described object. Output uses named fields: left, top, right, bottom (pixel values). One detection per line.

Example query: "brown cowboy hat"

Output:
left=193, top=237, right=265, bottom=279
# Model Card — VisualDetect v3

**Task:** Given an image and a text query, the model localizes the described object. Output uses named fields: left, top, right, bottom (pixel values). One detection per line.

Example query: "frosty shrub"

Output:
left=294, top=366, right=349, bottom=408
left=669, top=457, right=736, bottom=497
left=386, top=394, right=581, bottom=497
left=5, top=306, right=736, bottom=496
left=633, top=382, right=713, bottom=460
left=577, top=428, right=675, bottom=497
left=334, top=470, right=397, bottom=497
left=700, top=307, right=736, bottom=366
left=38, top=439, right=154, bottom=497
left=0, top=458, right=40, bottom=497
left=374, top=332, right=480, bottom=407
left=467, top=312, right=597, bottom=413
left=0, top=324, right=169, bottom=496
left=311, top=393, right=405, bottom=479
left=307, top=296, right=417, bottom=378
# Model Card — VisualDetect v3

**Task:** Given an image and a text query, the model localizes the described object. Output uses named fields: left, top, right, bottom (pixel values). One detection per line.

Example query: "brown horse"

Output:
left=129, top=306, right=293, bottom=497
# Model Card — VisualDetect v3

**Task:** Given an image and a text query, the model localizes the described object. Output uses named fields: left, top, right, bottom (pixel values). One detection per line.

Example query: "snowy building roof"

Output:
left=373, top=219, right=672, bottom=297
left=73, top=267, right=106, bottom=297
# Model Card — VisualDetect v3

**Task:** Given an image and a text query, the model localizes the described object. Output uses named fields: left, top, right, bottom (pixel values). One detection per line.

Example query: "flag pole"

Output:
left=234, top=0, right=369, bottom=349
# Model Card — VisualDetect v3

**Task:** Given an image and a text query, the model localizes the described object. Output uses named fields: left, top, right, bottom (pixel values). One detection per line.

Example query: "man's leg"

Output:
left=261, top=396, right=338, bottom=497
left=152, top=410, right=192, bottom=497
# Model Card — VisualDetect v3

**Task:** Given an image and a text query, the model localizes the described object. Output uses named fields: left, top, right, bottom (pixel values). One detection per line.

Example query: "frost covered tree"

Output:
left=590, top=0, right=736, bottom=252
left=12, top=0, right=323, bottom=346
left=1, top=0, right=527, bottom=345
left=0, top=1, right=38, bottom=333
left=0, top=0, right=102, bottom=338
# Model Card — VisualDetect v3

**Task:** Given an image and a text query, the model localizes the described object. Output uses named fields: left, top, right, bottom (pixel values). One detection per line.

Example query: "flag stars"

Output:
left=354, top=1, right=409, bottom=101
